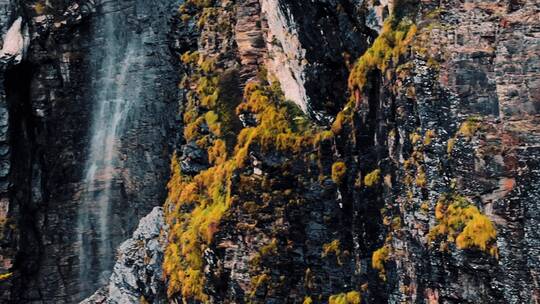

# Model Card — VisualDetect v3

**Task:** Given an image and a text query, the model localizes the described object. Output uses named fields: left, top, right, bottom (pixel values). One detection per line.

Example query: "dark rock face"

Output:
left=260, top=0, right=372, bottom=122
left=378, top=1, right=540, bottom=302
left=271, top=0, right=372, bottom=119
left=0, top=0, right=179, bottom=303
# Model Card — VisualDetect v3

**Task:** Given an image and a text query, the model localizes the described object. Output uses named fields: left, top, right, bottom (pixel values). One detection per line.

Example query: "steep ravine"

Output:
left=0, top=0, right=538, bottom=303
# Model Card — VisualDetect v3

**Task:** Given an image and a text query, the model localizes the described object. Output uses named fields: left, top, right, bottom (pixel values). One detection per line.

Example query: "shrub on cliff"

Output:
left=332, top=162, right=347, bottom=184
left=428, top=194, right=498, bottom=257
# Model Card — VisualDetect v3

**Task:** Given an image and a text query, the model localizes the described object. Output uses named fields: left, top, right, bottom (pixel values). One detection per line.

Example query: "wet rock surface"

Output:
left=82, top=207, right=168, bottom=304
left=0, top=0, right=179, bottom=302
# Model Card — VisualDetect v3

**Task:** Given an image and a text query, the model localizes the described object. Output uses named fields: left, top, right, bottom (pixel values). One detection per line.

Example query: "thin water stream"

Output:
left=76, top=2, right=143, bottom=297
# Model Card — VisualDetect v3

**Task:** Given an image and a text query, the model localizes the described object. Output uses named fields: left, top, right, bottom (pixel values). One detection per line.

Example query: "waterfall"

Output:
left=76, top=2, right=143, bottom=297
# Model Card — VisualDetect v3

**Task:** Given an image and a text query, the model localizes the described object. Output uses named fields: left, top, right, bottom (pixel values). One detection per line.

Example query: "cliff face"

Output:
left=0, top=0, right=179, bottom=302
left=0, top=0, right=538, bottom=303
left=163, top=0, right=540, bottom=303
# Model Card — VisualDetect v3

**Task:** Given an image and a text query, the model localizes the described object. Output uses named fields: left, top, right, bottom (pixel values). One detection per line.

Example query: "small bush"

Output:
left=34, top=3, right=47, bottom=15
left=372, top=245, right=390, bottom=271
left=303, top=296, right=313, bottom=304
left=322, top=239, right=341, bottom=258
left=428, top=194, right=497, bottom=256
left=415, top=166, right=427, bottom=188
left=458, top=117, right=481, bottom=138
left=364, top=169, right=381, bottom=187
left=332, top=162, right=347, bottom=184
left=348, top=18, right=417, bottom=91
left=0, top=272, right=12, bottom=281
left=424, top=129, right=436, bottom=145
left=329, top=291, right=361, bottom=304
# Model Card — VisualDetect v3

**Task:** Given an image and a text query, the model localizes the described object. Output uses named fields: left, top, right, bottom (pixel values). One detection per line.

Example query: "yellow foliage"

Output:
left=456, top=212, right=497, bottom=252
left=322, top=239, right=341, bottom=258
left=252, top=238, right=279, bottom=266
left=348, top=18, right=417, bottom=91
left=424, top=129, right=436, bottom=145
left=181, top=51, right=200, bottom=65
left=250, top=273, right=270, bottom=297
left=196, top=76, right=219, bottom=101
left=234, top=81, right=322, bottom=154
left=200, top=57, right=216, bottom=74
left=410, top=132, right=422, bottom=145
left=364, top=169, right=381, bottom=187
left=329, top=291, right=362, bottom=304
left=372, top=245, right=390, bottom=271
left=428, top=194, right=497, bottom=256
left=0, top=272, right=12, bottom=281
left=178, top=0, right=215, bottom=25
left=458, top=117, right=481, bottom=138
left=184, top=116, right=205, bottom=142
left=332, top=162, right=347, bottom=184
left=205, top=111, right=221, bottom=136
left=164, top=155, right=235, bottom=301
left=34, top=3, right=47, bottom=15
left=201, top=90, right=219, bottom=108
left=303, top=296, right=313, bottom=304
left=447, top=138, right=456, bottom=154
left=260, top=238, right=278, bottom=256
left=331, top=111, right=349, bottom=134
left=415, top=166, right=427, bottom=188
left=208, top=139, right=227, bottom=165
left=314, top=130, right=334, bottom=146
left=324, top=12, right=417, bottom=147
left=165, top=74, right=330, bottom=301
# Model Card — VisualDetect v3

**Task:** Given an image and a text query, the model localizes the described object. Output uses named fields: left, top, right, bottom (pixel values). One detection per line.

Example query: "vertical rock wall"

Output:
left=0, top=1, right=20, bottom=300
left=163, top=0, right=540, bottom=303
left=0, top=0, right=180, bottom=302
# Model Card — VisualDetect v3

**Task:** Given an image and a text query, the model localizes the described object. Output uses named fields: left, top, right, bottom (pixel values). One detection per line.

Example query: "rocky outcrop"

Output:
left=0, top=17, right=28, bottom=64
left=0, top=2, right=19, bottom=301
left=163, top=0, right=540, bottom=303
left=261, top=0, right=371, bottom=122
left=164, top=1, right=376, bottom=303
left=82, top=207, right=168, bottom=304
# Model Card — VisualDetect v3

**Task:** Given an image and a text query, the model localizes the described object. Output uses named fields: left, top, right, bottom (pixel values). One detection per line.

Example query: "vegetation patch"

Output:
left=372, top=245, right=390, bottom=280
left=348, top=17, right=417, bottom=92
left=331, top=16, right=417, bottom=135
left=322, top=239, right=341, bottom=258
left=0, top=272, right=12, bottom=281
left=331, top=162, right=347, bottom=184
left=458, top=116, right=481, bottom=139
left=364, top=169, right=381, bottom=187
left=428, top=194, right=498, bottom=257
left=328, top=291, right=361, bottom=304
left=303, top=296, right=314, bottom=304
left=179, top=0, right=214, bottom=24
left=34, top=2, right=47, bottom=15
left=165, top=64, right=332, bottom=300
left=251, top=238, right=279, bottom=266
